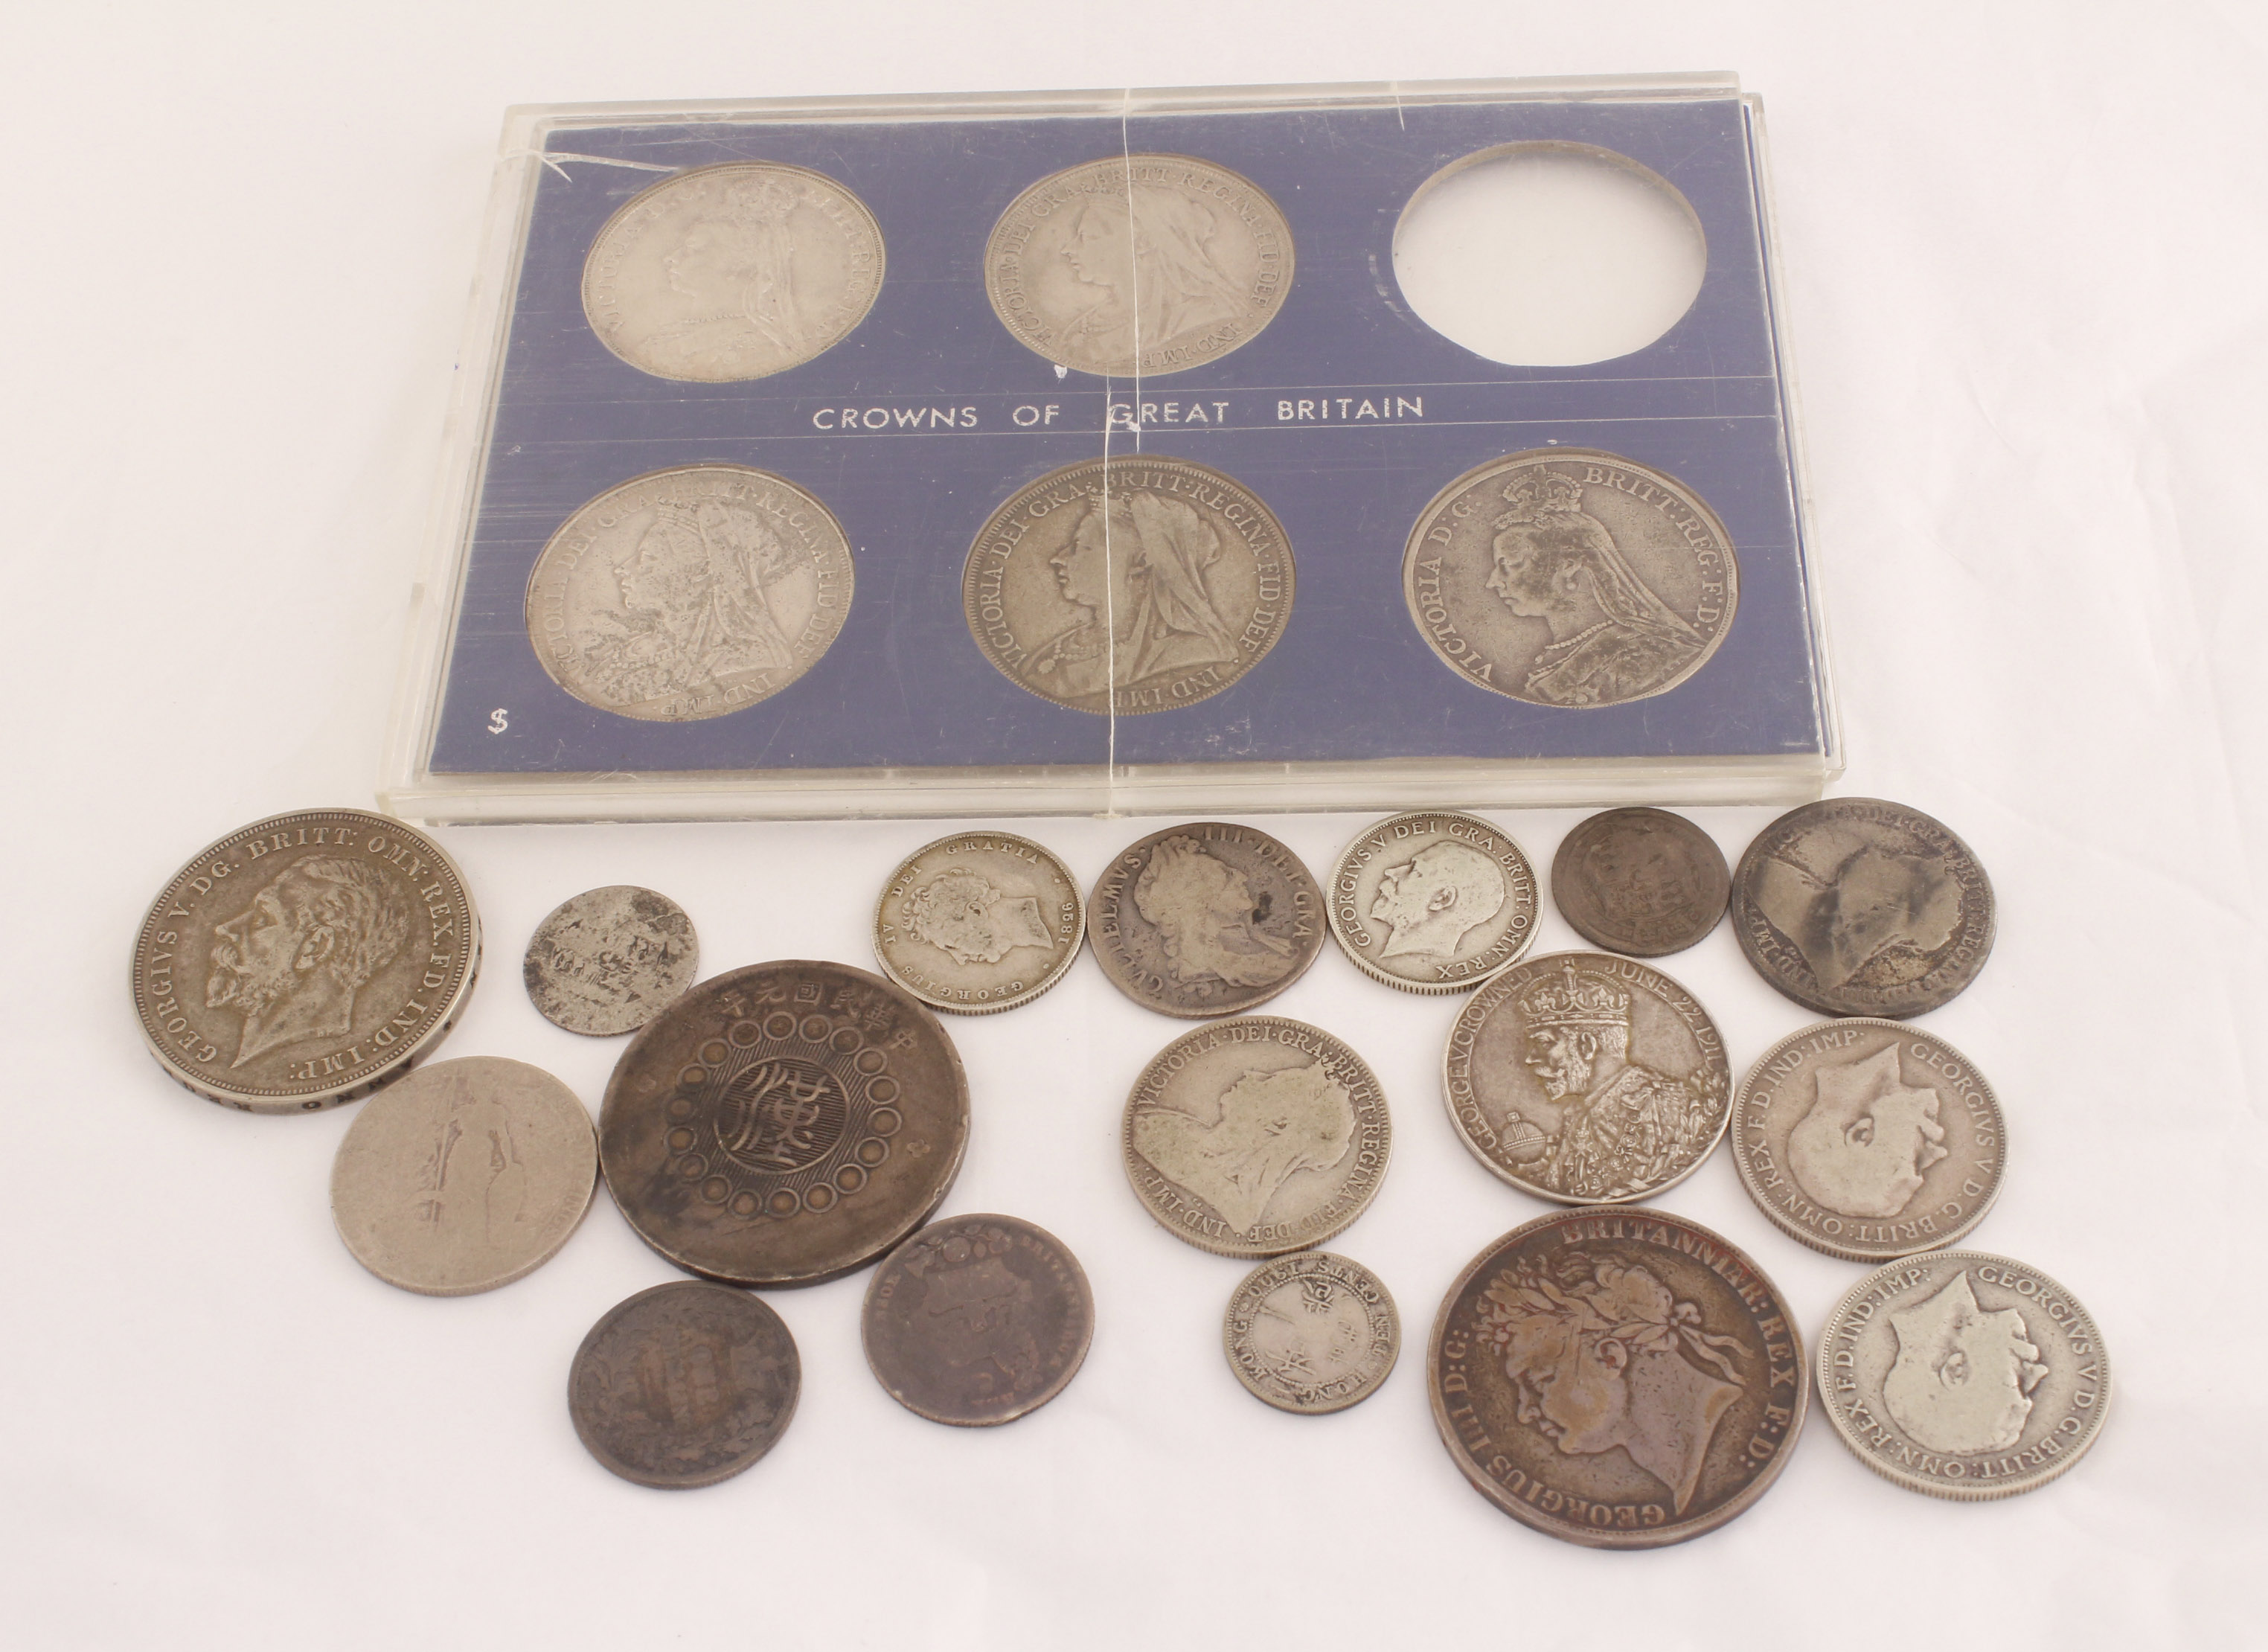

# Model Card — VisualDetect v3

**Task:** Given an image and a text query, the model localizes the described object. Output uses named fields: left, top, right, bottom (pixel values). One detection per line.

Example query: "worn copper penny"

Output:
left=1327, top=810, right=1538, bottom=993
left=599, top=961, right=969, bottom=1287
left=130, top=809, right=480, bottom=1113
left=524, top=886, right=699, bottom=1036
left=1223, top=1251, right=1399, bottom=1415
left=872, top=833, right=1083, bottom=1015
left=568, top=1281, right=801, bottom=1489
left=861, top=1214, right=1093, bottom=1427
left=1430, top=1208, right=1806, bottom=1547
left=1733, top=1019, right=2006, bottom=1261
left=1551, top=807, right=1730, bottom=957
left=1089, top=822, right=1324, bottom=1017
left=1818, top=1252, right=2110, bottom=1500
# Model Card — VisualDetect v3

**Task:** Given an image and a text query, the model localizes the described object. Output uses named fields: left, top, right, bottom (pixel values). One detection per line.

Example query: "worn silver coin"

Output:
left=1733, top=1019, right=2005, bottom=1261
left=964, top=457, right=1294, bottom=716
left=1431, top=1208, right=1806, bottom=1547
left=568, top=1281, right=801, bottom=1489
left=1551, top=807, right=1730, bottom=957
left=1089, top=822, right=1324, bottom=1017
left=1123, top=1017, right=1391, bottom=1258
left=1732, top=798, right=1996, bottom=1017
left=330, top=1057, right=598, bottom=1295
left=130, top=809, right=480, bottom=1113
left=873, top=833, right=1083, bottom=1015
left=1223, top=1251, right=1399, bottom=1415
left=1327, top=810, right=1539, bottom=993
left=1403, top=449, right=1737, bottom=708
left=984, top=153, right=1294, bottom=377
left=1818, top=1252, right=2110, bottom=1500
left=862, top=1214, right=1094, bottom=1427
left=524, top=886, right=700, bottom=1036
left=525, top=464, right=855, bottom=723
left=1444, top=950, right=1731, bottom=1205
left=581, top=160, right=884, bottom=382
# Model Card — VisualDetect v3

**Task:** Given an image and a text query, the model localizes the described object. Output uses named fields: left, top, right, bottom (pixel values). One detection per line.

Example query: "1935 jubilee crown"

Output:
left=1516, top=962, right=1629, bottom=1028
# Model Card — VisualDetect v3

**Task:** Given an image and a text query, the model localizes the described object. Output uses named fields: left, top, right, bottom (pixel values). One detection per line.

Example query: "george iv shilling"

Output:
left=1403, top=449, right=1737, bottom=708
left=527, top=464, right=855, bottom=723
left=582, top=161, right=884, bottom=382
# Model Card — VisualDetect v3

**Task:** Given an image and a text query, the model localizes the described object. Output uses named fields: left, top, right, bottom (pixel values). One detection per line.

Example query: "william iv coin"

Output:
left=568, top=1281, right=801, bottom=1489
left=1403, top=449, right=1737, bottom=708
left=526, top=464, right=854, bottom=723
left=1550, top=807, right=1730, bottom=957
left=1089, top=822, right=1324, bottom=1017
left=1732, top=798, right=1996, bottom=1017
left=1123, top=1018, right=1390, bottom=1258
left=524, top=886, right=699, bottom=1036
left=964, top=457, right=1293, bottom=716
left=599, top=961, right=969, bottom=1287
left=581, top=160, right=883, bottom=382
left=1327, top=810, right=1538, bottom=993
left=1444, top=951, right=1731, bottom=1205
left=131, top=809, right=479, bottom=1113
left=1224, top=1251, right=1399, bottom=1415
left=984, top=153, right=1293, bottom=377
left=872, top=833, right=1083, bottom=1015
left=862, top=1214, right=1094, bottom=1427
left=330, top=1057, right=597, bottom=1296
left=1732, top=1020, right=2005, bottom=1261
left=1818, top=1252, right=2110, bottom=1500
left=1431, top=1208, right=1805, bottom=1548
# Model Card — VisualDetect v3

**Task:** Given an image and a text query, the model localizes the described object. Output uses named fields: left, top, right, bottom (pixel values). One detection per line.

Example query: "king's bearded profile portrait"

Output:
left=1132, top=836, right=1297, bottom=989
left=584, top=495, right=804, bottom=708
left=1883, top=1271, right=2048, bottom=1455
left=205, top=854, right=415, bottom=1068
left=1787, top=1044, right=1950, bottom=1219
left=1029, top=490, right=1241, bottom=700
left=1369, top=839, right=1508, bottom=961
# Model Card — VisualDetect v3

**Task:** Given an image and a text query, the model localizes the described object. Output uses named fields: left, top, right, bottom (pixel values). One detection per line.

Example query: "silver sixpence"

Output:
left=1123, top=1018, right=1391, bottom=1258
left=330, top=1057, right=598, bottom=1296
left=1089, top=822, right=1325, bottom=1017
left=1403, top=449, right=1737, bottom=708
left=1327, top=810, right=1539, bottom=993
left=872, top=833, right=1083, bottom=1015
left=525, top=464, right=855, bottom=723
left=525, top=886, right=700, bottom=1036
left=1223, top=1251, right=1399, bottom=1415
left=581, top=161, right=884, bottom=382
left=1818, top=1252, right=2110, bottom=1500
left=1733, top=1020, right=2005, bottom=1261
left=1444, top=951, right=1731, bottom=1205
left=984, top=153, right=1294, bottom=377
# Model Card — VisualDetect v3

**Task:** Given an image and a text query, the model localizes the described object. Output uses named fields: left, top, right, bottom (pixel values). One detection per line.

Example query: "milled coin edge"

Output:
left=871, top=833, right=1087, bottom=1017
left=1325, top=809, right=1540, bottom=994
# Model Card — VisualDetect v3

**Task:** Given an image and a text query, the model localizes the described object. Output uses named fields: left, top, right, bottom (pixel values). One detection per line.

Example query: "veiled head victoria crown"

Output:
left=1516, top=962, right=1629, bottom=1029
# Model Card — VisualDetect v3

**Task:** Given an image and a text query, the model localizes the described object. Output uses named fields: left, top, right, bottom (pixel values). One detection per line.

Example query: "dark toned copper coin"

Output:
left=1551, top=807, right=1729, bottom=958
left=1732, top=798, right=1995, bottom=1018
left=568, top=1281, right=800, bottom=1489
left=861, top=1214, right=1094, bottom=1427
left=1089, top=822, right=1324, bottom=1017
left=599, top=961, right=970, bottom=1287
left=1430, top=1208, right=1805, bottom=1548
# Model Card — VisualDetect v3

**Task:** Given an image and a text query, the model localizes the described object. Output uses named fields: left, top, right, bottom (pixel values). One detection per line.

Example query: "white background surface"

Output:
left=4, top=2, right=2264, bottom=1647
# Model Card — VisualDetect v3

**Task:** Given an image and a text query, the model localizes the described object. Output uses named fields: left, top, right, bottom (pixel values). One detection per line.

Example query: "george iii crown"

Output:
left=1516, top=962, right=1629, bottom=1030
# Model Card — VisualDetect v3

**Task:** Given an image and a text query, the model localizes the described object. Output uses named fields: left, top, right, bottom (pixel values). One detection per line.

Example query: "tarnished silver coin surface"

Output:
left=526, top=464, right=854, bottom=723
left=873, top=833, right=1083, bottom=1015
left=330, top=1057, right=597, bottom=1296
left=1734, top=1020, right=2005, bottom=1261
left=581, top=160, right=883, bottom=382
left=1732, top=798, right=1996, bottom=1018
left=1122, top=1018, right=1390, bottom=1258
left=599, top=961, right=970, bottom=1287
left=568, top=1281, right=801, bottom=1489
left=524, top=886, right=699, bottom=1036
left=1431, top=1208, right=1805, bottom=1548
left=984, top=153, right=1293, bottom=377
left=1327, top=811, right=1538, bottom=993
left=130, top=810, right=480, bottom=1113
left=1403, top=449, right=1737, bottom=708
left=1444, top=951, right=1731, bottom=1205
left=965, top=457, right=1294, bottom=716
left=1223, top=1251, right=1399, bottom=1415
left=862, top=1214, right=1094, bottom=1427
left=1551, top=807, right=1730, bottom=957
left=1089, top=822, right=1324, bottom=1017
left=1819, top=1252, right=2110, bottom=1500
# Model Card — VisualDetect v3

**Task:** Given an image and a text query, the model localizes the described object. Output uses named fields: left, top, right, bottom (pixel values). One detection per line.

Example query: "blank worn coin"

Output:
left=525, top=886, right=699, bottom=1036
left=872, top=833, right=1083, bottom=1015
left=1223, top=1251, right=1399, bottom=1415
left=330, top=1057, right=597, bottom=1296
left=1089, top=822, right=1324, bottom=1017
left=1327, top=810, right=1538, bottom=993
left=1551, top=807, right=1729, bottom=957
